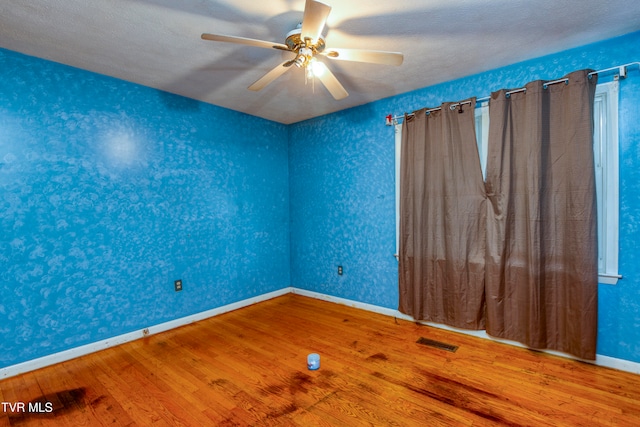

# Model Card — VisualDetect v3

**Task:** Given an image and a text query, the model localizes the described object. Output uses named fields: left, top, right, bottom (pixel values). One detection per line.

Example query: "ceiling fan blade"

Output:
left=248, top=61, right=294, bottom=91
left=312, top=61, right=348, bottom=100
left=201, top=33, right=289, bottom=51
left=322, top=48, right=404, bottom=66
left=300, top=0, right=332, bottom=44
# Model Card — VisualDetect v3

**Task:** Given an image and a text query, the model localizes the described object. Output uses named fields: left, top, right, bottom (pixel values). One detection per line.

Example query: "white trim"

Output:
left=3, top=287, right=638, bottom=379
left=291, top=288, right=640, bottom=375
left=0, top=287, right=292, bottom=380
left=292, top=287, right=406, bottom=319
left=595, top=355, right=640, bottom=375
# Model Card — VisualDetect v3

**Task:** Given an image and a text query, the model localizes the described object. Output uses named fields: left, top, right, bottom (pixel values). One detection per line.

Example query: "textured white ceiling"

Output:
left=1, top=0, right=640, bottom=124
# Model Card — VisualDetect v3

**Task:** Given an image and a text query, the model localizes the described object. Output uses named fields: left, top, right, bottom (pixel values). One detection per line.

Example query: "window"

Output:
left=593, top=81, right=620, bottom=284
left=395, top=81, right=620, bottom=284
left=474, top=103, right=489, bottom=178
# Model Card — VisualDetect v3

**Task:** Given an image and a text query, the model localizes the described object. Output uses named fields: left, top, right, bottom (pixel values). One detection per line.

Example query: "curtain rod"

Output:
left=386, top=61, right=640, bottom=126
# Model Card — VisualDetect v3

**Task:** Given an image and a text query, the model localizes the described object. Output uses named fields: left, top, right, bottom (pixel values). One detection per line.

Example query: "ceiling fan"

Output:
left=201, top=0, right=404, bottom=100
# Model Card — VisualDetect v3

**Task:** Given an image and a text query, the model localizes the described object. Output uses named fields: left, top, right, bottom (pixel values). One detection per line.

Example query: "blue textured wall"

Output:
left=289, top=110, right=398, bottom=309
left=289, top=31, right=640, bottom=363
left=0, top=49, right=290, bottom=368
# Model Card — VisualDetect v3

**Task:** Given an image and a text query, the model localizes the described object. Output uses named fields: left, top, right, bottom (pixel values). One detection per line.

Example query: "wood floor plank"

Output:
left=2, top=293, right=639, bottom=426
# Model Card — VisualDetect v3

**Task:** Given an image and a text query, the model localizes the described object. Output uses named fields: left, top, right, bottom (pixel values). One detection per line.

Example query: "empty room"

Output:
left=1, top=0, right=640, bottom=425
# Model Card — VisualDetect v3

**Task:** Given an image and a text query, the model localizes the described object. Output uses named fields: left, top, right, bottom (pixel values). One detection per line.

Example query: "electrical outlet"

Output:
left=174, top=279, right=183, bottom=292
left=338, top=266, right=343, bottom=275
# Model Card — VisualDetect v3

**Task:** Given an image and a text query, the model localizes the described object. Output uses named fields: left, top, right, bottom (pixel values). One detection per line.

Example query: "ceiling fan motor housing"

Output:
left=285, top=28, right=326, bottom=53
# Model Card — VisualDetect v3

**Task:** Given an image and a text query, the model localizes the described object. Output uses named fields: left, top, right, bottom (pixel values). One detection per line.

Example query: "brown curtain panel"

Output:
left=399, top=100, right=486, bottom=330
left=484, top=70, right=599, bottom=360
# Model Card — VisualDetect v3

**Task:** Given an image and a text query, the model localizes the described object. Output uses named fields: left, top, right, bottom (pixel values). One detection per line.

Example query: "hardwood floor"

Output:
left=1, top=293, right=639, bottom=426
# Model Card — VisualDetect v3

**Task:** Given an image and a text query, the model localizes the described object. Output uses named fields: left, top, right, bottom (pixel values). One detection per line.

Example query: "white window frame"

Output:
left=395, top=81, right=620, bottom=284
left=593, top=81, right=620, bottom=284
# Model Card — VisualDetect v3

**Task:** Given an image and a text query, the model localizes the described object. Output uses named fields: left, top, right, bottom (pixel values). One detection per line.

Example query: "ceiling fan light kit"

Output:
left=201, top=0, right=404, bottom=100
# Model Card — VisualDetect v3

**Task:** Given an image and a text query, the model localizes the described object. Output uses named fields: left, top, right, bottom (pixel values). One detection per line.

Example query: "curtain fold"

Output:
left=484, top=70, right=599, bottom=360
left=399, top=100, right=487, bottom=330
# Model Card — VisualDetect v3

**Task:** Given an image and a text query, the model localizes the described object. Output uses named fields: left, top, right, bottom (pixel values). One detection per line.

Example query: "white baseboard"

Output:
left=291, top=288, right=640, bottom=375
left=3, top=286, right=638, bottom=380
left=0, top=287, right=292, bottom=380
